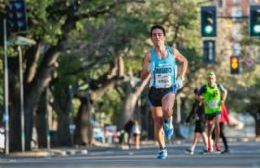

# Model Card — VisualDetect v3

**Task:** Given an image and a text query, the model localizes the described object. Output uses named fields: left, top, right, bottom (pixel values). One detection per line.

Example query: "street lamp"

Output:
left=8, top=36, right=36, bottom=152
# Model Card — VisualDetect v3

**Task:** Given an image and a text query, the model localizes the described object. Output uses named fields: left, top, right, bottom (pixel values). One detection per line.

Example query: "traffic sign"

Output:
left=203, top=40, right=216, bottom=64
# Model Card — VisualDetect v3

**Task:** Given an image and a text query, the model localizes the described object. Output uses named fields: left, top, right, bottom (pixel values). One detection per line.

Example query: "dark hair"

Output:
left=150, top=25, right=166, bottom=36
left=193, top=88, right=198, bottom=94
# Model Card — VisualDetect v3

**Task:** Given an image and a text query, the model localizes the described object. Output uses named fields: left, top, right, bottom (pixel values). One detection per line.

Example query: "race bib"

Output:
left=208, top=101, right=218, bottom=108
left=155, top=73, right=172, bottom=88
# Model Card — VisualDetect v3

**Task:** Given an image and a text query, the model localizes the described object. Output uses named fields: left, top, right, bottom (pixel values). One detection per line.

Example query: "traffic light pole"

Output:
left=3, top=16, right=9, bottom=155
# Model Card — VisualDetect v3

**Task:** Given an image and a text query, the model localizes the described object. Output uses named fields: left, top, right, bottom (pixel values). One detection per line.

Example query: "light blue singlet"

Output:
left=149, top=46, right=177, bottom=88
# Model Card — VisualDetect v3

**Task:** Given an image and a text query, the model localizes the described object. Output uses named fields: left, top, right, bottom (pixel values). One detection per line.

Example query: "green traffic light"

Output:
left=249, top=5, right=260, bottom=37
left=204, top=25, right=213, bottom=34
left=201, top=6, right=217, bottom=37
left=253, top=25, right=260, bottom=34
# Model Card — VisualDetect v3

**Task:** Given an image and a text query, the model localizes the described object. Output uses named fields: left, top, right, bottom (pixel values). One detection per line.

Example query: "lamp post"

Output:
left=18, top=46, right=25, bottom=152
left=8, top=36, right=36, bottom=152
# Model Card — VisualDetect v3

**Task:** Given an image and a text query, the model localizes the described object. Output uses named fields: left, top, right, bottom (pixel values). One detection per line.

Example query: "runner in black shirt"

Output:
left=185, top=88, right=208, bottom=155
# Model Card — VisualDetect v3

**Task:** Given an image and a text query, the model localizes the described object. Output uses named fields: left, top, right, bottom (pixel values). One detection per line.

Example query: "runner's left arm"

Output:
left=172, top=48, right=188, bottom=80
left=218, top=84, right=227, bottom=105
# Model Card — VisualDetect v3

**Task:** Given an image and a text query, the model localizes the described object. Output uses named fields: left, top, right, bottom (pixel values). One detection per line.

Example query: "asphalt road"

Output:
left=0, top=141, right=259, bottom=168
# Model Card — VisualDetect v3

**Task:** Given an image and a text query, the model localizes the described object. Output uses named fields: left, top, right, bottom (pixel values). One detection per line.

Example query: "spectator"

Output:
left=132, top=120, right=141, bottom=149
left=124, top=119, right=134, bottom=148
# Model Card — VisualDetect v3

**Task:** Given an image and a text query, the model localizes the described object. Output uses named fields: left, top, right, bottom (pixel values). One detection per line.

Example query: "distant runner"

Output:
left=185, top=88, right=208, bottom=155
left=197, top=72, right=227, bottom=153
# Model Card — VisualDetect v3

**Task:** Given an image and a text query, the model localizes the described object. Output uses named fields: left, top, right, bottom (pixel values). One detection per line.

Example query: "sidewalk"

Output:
left=1, top=137, right=258, bottom=158
left=1, top=147, right=89, bottom=158
left=2, top=140, right=156, bottom=158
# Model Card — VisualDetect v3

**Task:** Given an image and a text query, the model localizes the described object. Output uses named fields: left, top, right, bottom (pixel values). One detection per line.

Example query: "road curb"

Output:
left=6, top=149, right=88, bottom=158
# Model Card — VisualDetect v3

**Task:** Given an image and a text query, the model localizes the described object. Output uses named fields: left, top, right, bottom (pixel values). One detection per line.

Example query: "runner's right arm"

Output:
left=196, top=85, right=206, bottom=102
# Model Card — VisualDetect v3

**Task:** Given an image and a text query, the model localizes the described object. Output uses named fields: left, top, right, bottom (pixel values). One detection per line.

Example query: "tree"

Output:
left=3, top=0, right=142, bottom=151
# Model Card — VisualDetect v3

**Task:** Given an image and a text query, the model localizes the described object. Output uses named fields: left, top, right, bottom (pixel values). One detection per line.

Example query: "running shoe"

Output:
left=208, top=146, right=213, bottom=153
left=185, top=148, right=194, bottom=155
left=157, top=148, right=168, bottom=160
left=199, top=148, right=209, bottom=154
left=221, top=149, right=230, bottom=154
left=163, top=119, right=174, bottom=140
left=215, top=143, right=221, bottom=152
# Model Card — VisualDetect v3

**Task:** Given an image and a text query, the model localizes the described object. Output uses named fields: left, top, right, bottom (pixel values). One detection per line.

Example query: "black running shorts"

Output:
left=194, top=120, right=205, bottom=133
left=205, top=112, right=221, bottom=121
left=148, top=86, right=177, bottom=107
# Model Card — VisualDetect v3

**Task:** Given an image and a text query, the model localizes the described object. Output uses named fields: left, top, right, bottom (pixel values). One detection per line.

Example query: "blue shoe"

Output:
left=163, top=119, right=174, bottom=140
left=157, top=148, right=168, bottom=160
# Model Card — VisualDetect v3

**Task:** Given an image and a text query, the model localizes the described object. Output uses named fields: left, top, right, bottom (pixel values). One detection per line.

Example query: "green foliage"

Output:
left=44, top=0, right=203, bottom=122
left=95, top=88, right=122, bottom=124
left=72, top=98, right=81, bottom=118
left=5, top=0, right=259, bottom=127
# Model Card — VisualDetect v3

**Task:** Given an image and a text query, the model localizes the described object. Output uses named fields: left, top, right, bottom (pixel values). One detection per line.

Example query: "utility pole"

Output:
left=3, top=12, right=10, bottom=156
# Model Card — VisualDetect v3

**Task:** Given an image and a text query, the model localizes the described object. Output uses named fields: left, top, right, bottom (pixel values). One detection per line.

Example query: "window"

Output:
left=249, top=0, right=256, bottom=4
left=218, top=0, right=223, bottom=7
left=232, top=7, right=242, bottom=17
left=233, top=0, right=241, bottom=4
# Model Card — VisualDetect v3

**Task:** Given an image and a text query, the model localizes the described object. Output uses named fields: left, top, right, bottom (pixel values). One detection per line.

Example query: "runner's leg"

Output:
left=161, top=92, right=175, bottom=119
left=151, top=107, right=165, bottom=148
left=214, top=115, right=221, bottom=145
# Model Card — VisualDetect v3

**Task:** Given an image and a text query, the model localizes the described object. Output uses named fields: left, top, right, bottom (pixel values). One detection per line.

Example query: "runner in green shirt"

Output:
left=197, top=72, right=227, bottom=153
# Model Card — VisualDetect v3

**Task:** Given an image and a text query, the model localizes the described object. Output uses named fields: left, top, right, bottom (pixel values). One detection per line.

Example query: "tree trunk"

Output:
left=119, top=83, right=139, bottom=129
left=118, top=75, right=150, bottom=129
left=54, top=86, right=73, bottom=147
left=74, top=94, right=93, bottom=146
left=35, top=90, right=48, bottom=148
left=57, top=113, right=72, bottom=146
left=23, top=106, right=34, bottom=150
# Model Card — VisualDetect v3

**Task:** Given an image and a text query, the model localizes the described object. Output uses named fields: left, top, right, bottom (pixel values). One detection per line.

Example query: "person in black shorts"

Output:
left=185, top=88, right=208, bottom=155
left=140, top=25, right=188, bottom=159
left=197, top=72, right=227, bottom=153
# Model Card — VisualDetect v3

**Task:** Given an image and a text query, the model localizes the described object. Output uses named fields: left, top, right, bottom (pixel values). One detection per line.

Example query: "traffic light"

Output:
left=230, top=56, right=240, bottom=75
left=201, top=6, right=217, bottom=37
left=249, top=5, right=260, bottom=37
left=6, top=0, right=27, bottom=33
left=203, top=40, right=216, bottom=64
